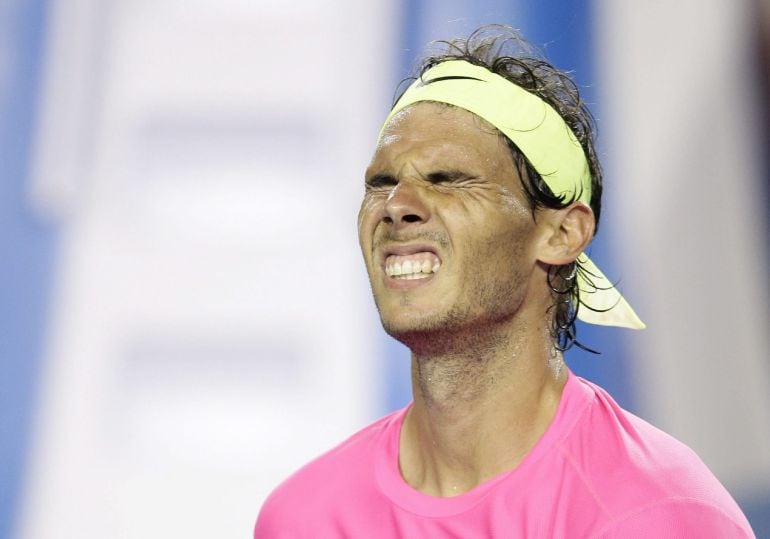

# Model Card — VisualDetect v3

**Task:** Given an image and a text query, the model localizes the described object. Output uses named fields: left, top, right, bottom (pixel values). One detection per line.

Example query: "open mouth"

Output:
left=384, top=252, right=441, bottom=280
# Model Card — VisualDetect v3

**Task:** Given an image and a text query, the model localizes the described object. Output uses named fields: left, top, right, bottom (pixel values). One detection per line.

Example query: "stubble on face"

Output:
left=377, top=232, right=532, bottom=359
left=380, top=222, right=531, bottom=354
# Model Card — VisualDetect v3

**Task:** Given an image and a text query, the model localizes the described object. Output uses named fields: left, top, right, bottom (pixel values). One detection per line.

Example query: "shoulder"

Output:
left=592, top=498, right=755, bottom=538
left=561, top=377, right=753, bottom=536
left=254, top=408, right=404, bottom=538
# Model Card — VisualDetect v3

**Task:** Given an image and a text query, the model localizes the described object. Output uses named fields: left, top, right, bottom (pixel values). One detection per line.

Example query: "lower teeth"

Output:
left=395, top=273, right=430, bottom=280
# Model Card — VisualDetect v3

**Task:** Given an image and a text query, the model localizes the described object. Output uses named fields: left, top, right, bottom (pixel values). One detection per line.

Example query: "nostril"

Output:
left=383, top=216, right=393, bottom=224
left=403, top=214, right=422, bottom=223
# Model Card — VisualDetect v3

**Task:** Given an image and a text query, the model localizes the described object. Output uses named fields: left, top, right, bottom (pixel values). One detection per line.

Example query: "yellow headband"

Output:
left=381, top=60, right=645, bottom=330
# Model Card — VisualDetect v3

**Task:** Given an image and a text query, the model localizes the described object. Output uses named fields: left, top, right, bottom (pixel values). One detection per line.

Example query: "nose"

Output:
left=383, top=182, right=431, bottom=229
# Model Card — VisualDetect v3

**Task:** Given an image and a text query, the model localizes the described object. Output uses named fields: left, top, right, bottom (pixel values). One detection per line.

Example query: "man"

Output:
left=255, top=27, right=755, bottom=538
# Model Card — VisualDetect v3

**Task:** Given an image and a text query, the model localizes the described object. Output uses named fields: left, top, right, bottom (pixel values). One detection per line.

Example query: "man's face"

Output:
left=358, top=103, right=545, bottom=339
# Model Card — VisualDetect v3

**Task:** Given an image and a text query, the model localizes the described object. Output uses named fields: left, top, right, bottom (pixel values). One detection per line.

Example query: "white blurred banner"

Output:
left=16, top=1, right=395, bottom=537
left=596, top=0, right=770, bottom=503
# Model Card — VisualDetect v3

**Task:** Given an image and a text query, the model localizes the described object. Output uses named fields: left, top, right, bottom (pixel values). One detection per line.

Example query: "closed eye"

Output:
left=426, top=170, right=478, bottom=184
left=365, top=173, right=398, bottom=189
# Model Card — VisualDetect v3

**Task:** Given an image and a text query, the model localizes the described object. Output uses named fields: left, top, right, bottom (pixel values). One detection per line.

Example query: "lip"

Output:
left=378, top=243, right=441, bottom=290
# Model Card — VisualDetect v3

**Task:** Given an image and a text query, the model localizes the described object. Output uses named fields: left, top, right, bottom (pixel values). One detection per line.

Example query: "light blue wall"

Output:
left=0, top=1, right=54, bottom=538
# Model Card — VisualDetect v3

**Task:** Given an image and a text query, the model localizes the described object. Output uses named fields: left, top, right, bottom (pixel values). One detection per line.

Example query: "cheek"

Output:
left=357, top=196, right=375, bottom=230
left=358, top=194, right=384, bottom=249
left=466, top=214, right=536, bottom=271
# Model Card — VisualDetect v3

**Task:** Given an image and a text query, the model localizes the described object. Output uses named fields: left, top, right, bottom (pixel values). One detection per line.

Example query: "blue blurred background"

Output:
left=2, top=0, right=769, bottom=537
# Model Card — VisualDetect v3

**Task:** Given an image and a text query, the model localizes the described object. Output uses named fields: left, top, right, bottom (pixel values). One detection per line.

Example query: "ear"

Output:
left=536, top=202, right=595, bottom=265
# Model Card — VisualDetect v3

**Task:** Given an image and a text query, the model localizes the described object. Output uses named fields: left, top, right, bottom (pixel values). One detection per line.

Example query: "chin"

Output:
left=378, top=305, right=467, bottom=348
left=381, top=318, right=464, bottom=356
left=379, top=312, right=432, bottom=336
left=379, top=308, right=438, bottom=335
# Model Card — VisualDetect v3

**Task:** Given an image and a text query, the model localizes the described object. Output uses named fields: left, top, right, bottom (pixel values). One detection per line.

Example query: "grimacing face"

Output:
left=358, top=103, right=552, bottom=340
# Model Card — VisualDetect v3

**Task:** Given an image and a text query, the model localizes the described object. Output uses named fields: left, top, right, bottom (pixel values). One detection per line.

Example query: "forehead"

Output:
left=370, top=102, right=515, bottom=172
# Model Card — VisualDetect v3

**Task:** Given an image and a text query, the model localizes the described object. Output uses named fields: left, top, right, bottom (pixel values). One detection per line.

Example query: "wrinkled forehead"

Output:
left=381, top=101, right=503, bottom=144
left=370, top=102, right=516, bottom=170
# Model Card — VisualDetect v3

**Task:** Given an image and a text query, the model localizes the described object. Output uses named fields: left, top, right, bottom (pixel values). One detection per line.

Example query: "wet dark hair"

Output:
left=394, top=25, right=603, bottom=352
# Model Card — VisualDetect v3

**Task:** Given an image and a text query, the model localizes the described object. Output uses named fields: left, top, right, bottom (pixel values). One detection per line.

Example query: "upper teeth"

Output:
left=385, top=253, right=441, bottom=279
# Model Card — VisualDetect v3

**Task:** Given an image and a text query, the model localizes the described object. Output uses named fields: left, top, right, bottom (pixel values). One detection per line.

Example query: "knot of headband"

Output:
left=380, top=59, right=645, bottom=330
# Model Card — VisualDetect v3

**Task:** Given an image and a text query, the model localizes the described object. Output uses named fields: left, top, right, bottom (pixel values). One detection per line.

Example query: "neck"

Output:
left=398, top=317, right=567, bottom=497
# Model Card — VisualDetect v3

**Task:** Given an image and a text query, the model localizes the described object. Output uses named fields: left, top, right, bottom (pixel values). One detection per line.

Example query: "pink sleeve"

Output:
left=253, top=505, right=276, bottom=539
left=253, top=494, right=296, bottom=539
left=594, top=499, right=755, bottom=539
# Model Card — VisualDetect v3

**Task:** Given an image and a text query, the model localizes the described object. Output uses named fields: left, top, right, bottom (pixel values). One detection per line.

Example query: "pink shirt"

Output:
left=255, top=372, right=754, bottom=537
